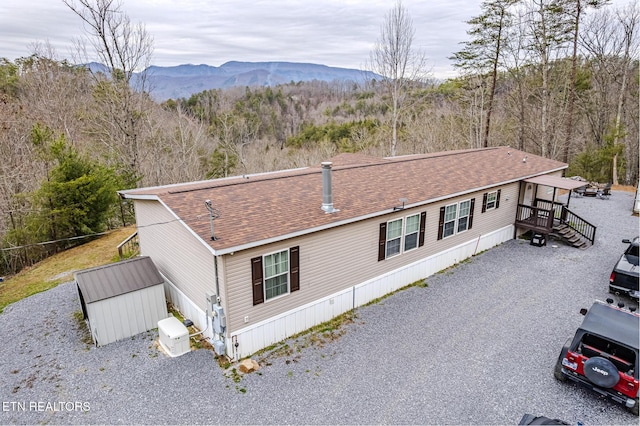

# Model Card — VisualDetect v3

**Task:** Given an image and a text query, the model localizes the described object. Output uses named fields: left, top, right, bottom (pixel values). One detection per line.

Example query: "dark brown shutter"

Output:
left=495, top=189, right=501, bottom=209
left=290, top=246, right=299, bottom=292
left=418, top=211, right=427, bottom=247
left=437, top=206, right=445, bottom=240
left=378, top=222, right=387, bottom=261
left=468, top=198, right=475, bottom=230
left=251, top=256, right=264, bottom=305
left=482, top=193, right=488, bottom=213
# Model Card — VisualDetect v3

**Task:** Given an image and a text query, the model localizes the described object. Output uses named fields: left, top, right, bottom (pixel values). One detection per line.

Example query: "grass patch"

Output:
left=0, top=227, right=136, bottom=313
left=363, top=278, right=427, bottom=307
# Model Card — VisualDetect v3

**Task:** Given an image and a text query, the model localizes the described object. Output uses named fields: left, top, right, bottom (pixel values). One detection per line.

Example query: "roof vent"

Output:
left=321, top=162, right=339, bottom=214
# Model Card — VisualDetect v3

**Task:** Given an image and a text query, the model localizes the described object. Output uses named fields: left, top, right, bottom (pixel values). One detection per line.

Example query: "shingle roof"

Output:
left=121, top=147, right=567, bottom=253
left=75, top=256, right=164, bottom=304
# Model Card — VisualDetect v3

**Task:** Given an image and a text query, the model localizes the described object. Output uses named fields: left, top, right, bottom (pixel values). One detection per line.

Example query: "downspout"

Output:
left=214, top=254, right=220, bottom=297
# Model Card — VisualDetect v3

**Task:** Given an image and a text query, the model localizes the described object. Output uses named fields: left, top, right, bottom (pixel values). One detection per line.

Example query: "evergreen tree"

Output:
left=29, top=127, right=121, bottom=246
left=452, top=0, right=519, bottom=148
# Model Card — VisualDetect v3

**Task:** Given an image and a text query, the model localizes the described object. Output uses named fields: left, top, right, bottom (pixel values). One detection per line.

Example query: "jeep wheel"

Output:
left=583, top=357, right=619, bottom=388
left=553, top=357, right=566, bottom=382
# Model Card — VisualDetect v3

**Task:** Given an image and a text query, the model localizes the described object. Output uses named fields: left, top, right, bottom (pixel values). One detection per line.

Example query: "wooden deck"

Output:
left=515, top=202, right=597, bottom=246
left=515, top=204, right=554, bottom=234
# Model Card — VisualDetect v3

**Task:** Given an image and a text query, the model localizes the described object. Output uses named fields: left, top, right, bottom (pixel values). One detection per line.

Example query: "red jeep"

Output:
left=554, top=299, right=639, bottom=416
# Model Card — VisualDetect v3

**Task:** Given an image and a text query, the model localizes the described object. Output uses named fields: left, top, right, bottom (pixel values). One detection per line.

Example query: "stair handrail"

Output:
left=117, top=231, right=139, bottom=260
left=559, top=206, right=596, bottom=245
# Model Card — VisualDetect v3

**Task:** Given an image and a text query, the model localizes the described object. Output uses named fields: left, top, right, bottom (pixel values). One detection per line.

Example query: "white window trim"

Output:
left=385, top=213, right=422, bottom=258
left=385, top=218, right=403, bottom=258
left=263, top=248, right=290, bottom=302
left=442, top=199, right=471, bottom=239
left=403, top=213, right=421, bottom=252
left=486, top=191, right=497, bottom=211
left=457, top=199, right=471, bottom=233
left=442, top=203, right=457, bottom=239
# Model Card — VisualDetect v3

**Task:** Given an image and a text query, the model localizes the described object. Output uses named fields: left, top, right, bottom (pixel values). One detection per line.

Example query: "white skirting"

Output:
left=229, top=225, right=514, bottom=359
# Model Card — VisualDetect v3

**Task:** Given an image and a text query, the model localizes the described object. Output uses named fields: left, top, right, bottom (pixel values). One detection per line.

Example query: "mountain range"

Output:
left=94, top=61, right=379, bottom=101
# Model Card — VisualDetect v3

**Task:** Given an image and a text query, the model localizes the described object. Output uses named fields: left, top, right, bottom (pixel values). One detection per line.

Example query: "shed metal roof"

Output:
left=75, top=256, right=164, bottom=304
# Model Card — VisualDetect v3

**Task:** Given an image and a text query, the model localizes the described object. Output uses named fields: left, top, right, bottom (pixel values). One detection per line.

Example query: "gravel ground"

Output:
left=1, top=190, right=638, bottom=425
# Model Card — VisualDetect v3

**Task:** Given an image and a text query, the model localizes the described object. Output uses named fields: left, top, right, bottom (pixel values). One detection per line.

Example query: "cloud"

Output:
left=0, top=0, right=493, bottom=79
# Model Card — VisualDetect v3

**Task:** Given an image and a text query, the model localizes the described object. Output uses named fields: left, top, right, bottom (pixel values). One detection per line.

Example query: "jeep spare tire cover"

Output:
left=583, top=357, right=619, bottom=388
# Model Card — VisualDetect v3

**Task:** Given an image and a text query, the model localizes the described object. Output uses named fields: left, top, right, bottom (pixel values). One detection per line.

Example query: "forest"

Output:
left=0, top=0, right=638, bottom=276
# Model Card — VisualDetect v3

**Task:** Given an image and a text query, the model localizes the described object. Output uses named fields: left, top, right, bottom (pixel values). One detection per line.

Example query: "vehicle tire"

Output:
left=554, top=339, right=571, bottom=382
left=630, top=398, right=639, bottom=416
left=553, top=357, right=566, bottom=382
left=583, top=357, right=619, bottom=388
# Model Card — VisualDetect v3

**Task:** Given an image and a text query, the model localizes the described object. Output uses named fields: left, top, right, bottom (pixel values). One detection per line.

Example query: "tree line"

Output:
left=0, top=0, right=637, bottom=276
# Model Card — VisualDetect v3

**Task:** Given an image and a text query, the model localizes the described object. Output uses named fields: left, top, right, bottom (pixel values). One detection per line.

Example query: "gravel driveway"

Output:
left=1, top=190, right=638, bottom=425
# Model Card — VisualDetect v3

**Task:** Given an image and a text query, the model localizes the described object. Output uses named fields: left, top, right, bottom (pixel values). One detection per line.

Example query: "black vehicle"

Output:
left=554, top=299, right=639, bottom=416
left=518, top=414, right=569, bottom=425
left=610, top=237, right=639, bottom=299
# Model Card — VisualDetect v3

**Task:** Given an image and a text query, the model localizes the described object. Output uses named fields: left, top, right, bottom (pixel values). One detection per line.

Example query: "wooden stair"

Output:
left=551, top=223, right=591, bottom=249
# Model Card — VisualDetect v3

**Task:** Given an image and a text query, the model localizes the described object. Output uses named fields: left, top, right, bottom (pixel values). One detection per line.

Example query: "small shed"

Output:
left=75, top=256, right=168, bottom=346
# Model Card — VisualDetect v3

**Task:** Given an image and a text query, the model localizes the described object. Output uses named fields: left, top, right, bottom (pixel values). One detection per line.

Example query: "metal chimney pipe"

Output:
left=321, top=162, right=338, bottom=213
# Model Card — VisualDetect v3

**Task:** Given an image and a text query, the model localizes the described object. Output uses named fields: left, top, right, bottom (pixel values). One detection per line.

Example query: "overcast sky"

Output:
left=0, top=0, right=631, bottom=79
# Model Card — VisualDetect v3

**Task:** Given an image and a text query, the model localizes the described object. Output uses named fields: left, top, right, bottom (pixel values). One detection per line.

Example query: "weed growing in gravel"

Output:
left=72, top=310, right=92, bottom=348
left=223, top=368, right=249, bottom=394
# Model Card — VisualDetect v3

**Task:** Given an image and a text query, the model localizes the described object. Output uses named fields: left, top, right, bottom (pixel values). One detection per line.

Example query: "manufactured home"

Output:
left=119, top=147, right=593, bottom=359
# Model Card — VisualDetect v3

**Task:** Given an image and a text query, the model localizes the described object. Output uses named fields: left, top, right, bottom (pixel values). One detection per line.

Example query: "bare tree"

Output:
left=612, top=2, right=639, bottom=184
left=563, top=0, right=609, bottom=163
left=580, top=1, right=639, bottom=183
left=63, top=0, right=154, bottom=185
left=63, top=0, right=153, bottom=83
left=525, top=0, right=573, bottom=158
left=369, top=0, right=427, bottom=157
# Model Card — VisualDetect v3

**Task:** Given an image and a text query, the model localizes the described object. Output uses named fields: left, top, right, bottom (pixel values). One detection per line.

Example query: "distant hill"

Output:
left=131, top=61, right=379, bottom=101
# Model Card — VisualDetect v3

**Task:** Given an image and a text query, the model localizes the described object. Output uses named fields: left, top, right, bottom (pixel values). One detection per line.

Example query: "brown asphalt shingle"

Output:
left=121, top=147, right=567, bottom=252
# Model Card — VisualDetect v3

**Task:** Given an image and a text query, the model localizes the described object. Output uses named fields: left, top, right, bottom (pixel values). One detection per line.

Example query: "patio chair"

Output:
left=597, top=183, right=612, bottom=200
left=573, top=186, right=586, bottom=197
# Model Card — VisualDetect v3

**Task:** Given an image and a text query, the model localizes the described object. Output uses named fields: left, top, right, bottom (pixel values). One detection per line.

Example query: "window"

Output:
left=378, top=212, right=426, bottom=261
left=457, top=200, right=471, bottom=232
left=443, top=204, right=457, bottom=238
left=264, top=250, right=289, bottom=300
left=251, top=247, right=299, bottom=305
left=482, top=190, right=501, bottom=213
left=438, top=199, right=475, bottom=240
left=386, top=219, right=403, bottom=258
left=404, top=214, right=420, bottom=251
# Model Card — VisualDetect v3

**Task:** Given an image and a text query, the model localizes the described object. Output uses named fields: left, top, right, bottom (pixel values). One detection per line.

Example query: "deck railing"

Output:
left=117, top=231, right=139, bottom=260
left=559, top=206, right=596, bottom=245
left=517, top=200, right=597, bottom=246
left=534, top=198, right=564, bottom=219
left=515, top=204, right=554, bottom=233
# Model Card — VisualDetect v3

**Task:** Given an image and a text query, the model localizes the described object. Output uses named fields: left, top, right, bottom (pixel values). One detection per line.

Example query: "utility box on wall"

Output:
left=212, top=304, right=226, bottom=334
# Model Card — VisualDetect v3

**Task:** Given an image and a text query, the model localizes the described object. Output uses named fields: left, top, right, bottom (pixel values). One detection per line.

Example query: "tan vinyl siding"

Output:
left=222, top=183, right=519, bottom=332
left=535, top=170, right=564, bottom=201
left=134, top=200, right=225, bottom=314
